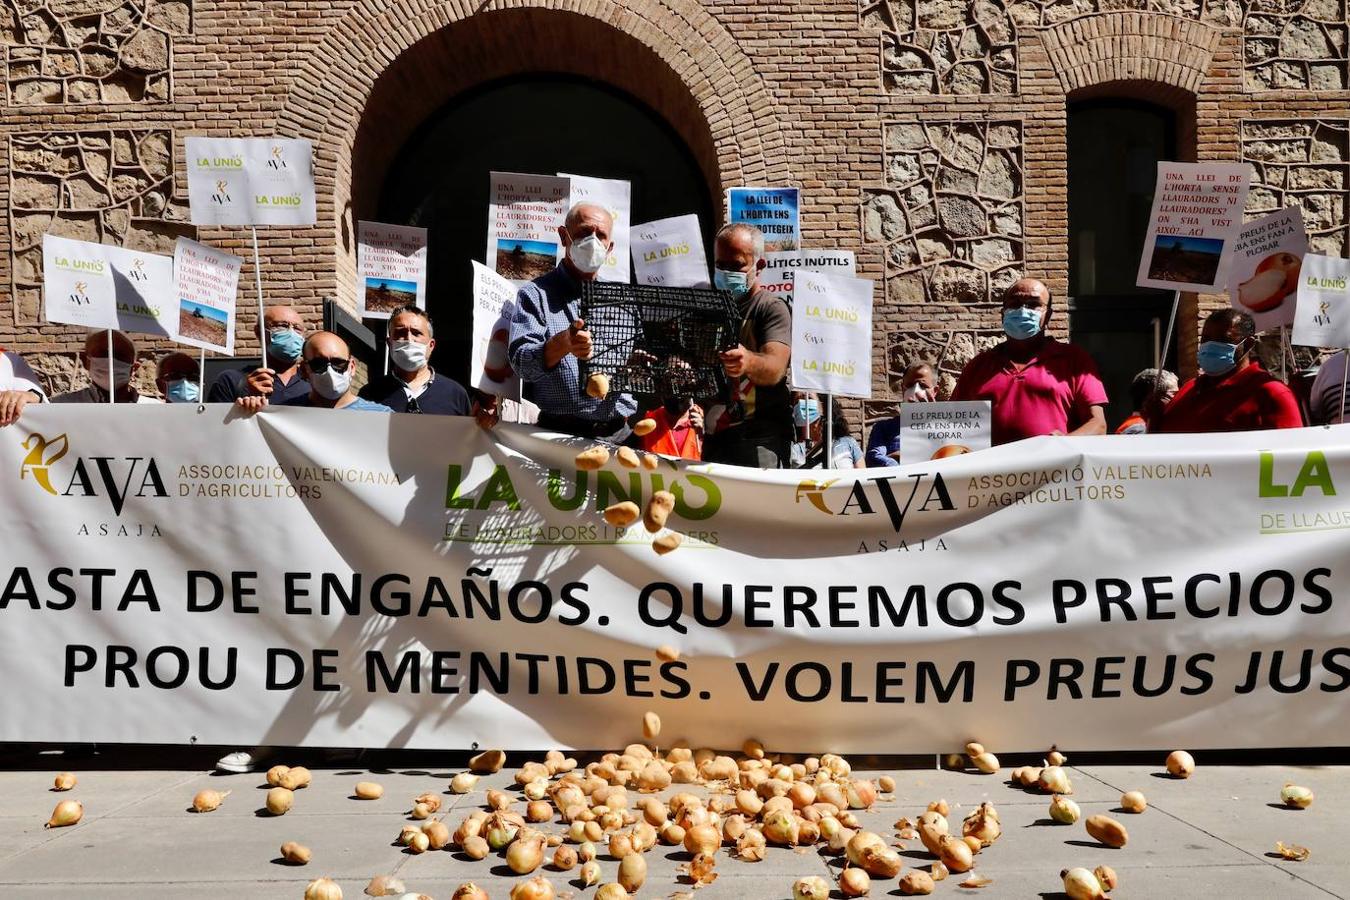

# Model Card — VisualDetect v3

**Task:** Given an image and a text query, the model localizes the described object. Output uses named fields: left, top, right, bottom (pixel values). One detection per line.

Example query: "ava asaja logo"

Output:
left=20, top=432, right=168, bottom=515
left=795, top=471, right=954, bottom=532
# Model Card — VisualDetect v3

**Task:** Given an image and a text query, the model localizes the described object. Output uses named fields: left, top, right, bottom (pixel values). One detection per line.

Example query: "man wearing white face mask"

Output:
left=953, top=278, right=1106, bottom=445
left=359, top=305, right=471, bottom=415
left=53, top=330, right=160, bottom=405
left=236, top=331, right=391, bottom=414
left=866, top=362, right=937, bottom=467
left=508, top=202, right=637, bottom=438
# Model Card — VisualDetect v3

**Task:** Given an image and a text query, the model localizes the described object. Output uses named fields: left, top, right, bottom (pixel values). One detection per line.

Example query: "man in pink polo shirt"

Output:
left=953, top=278, right=1108, bottom=445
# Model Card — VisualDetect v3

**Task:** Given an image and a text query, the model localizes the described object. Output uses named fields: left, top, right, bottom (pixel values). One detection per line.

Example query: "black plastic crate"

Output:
left=579, top=282, right=740, bottom=399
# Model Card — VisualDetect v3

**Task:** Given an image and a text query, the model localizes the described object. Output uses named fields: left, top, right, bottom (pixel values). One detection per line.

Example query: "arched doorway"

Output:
left=1067, top=88, right=1194, bottom=426
left=375, top=75, right=717, bottom=386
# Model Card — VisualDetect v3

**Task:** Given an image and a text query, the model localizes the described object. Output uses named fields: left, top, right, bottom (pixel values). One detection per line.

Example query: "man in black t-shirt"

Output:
left=702, top=223, right=793, bottom=468
left=359, top=305, right=471, bottom=415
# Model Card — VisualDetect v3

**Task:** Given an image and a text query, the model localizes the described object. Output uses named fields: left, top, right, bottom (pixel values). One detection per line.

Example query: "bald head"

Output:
left=1004, top=278, right=1050, bottom=309
left=565, top=202, right=613, bottom=236
left=302, top=330, right=350, bottom=362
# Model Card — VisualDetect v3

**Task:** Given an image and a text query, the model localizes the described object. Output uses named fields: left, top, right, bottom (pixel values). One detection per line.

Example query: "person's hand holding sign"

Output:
left=245, top=367, right=277, bottom=397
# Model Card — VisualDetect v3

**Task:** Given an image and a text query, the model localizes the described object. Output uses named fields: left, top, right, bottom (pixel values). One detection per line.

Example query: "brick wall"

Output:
left=1, top=0, right=1346, bottom=406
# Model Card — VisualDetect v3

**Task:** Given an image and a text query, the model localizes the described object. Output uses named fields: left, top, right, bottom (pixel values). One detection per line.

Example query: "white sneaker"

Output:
left=215, top=750, right=256, bottom=773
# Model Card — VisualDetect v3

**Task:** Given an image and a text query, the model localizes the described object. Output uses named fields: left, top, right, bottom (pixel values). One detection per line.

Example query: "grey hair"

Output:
left=564, top=202, right=613, bottom=231
left=715, top=222, right=765, bottom=261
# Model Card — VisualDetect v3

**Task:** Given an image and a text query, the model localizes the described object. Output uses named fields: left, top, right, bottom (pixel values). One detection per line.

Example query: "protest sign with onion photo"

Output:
left=899, top=401, right=992, bottom=463
left=1226, top=207, right=1307, bottom=332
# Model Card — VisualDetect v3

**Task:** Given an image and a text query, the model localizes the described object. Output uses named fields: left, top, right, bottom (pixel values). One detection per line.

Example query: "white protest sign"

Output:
left=1226, top=207, right=1308, bottom=333
left=728, top=187, right=800, bottom=253
left=42, top=235, right=175, bottom=336
left=791, top=269, right=873, bottom=398
left=357, top=221, right=428, bottom=319
left=8, top=405, right=1350, bottom=754
left=630, top=214, right=709, bottom=288
left=470, top=260, right=522, bottom=397
left=487, top=172, right=569, bottom=286
left=761, top=250, right=856, bottom=309
left=173, top=238, right=242, bottom=355
left=1292, top=254, right=1350, bottom=348
left=184, top=137, right=316, bottom=227
left=560, top=173, right=631, bottom=283
left=899, top=401, right=992, bottom=463
left=1136, top=162, right=1250, bottom=292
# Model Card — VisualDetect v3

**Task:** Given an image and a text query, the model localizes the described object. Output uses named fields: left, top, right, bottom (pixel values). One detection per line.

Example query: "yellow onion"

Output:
left=793, top=876, right=830, bottom=900
left=265, top=765, right=290, bottom=787
left=877, top=775, right=896, bottom=793
left=411, top=802, right=432, bottom=820
left=637, top=761, right=671, bottom=792
left=799, top=819, right=821, bottom=845
left=608, top=832, right=637, bottom=859
left=566, top=821, right=587, bottom=843
left=510, top=875, right=554, bottom=900
left=580, top=861, right=601, bottom=886
left=451, top=773, right=480, bottom=793
left=788, top=782, right=816, bottom=809
left=860, top=845, right=903, bottom=878
left=1047, top=748, right=1068, bottom=767
left=1049, top=795, right=1081, bottom=824
left=487, top=789, right=511, bottom=810
left=453, top=884, right=489, bottom=900
left=266, top=787, right=294, bottom=816
left=961, top=803, right=1001, bottom=846
left=1085, top=814, right=1128, bottom=848
left=762, top=810, right=800, bottom=846
left=683, top=823, right=721, bottom=856
left=365, top=874, right=406, bottom=896
left=354, top=782, right=383, bottom=800
left=507, top=834, right=547, bottom=874
left=594, top=885, right=627, bottom=900
left=846, top=780, right=877, bottom=809
left=936, top=835, right=973, bottom=873
left=818, top=783, right=847, bottom=809
left=971, top=752, right=1000, bottom=774
left=828, top=826, right=856, bottom=855
left=45, top=800, right=83, bottom=829
left=398, top=825, right=422, bottom=846
left=964, top=741, right=985, bottom=757
left=840, top=867, right=871, bottom=896
left=407, top=831, right=430, bottom=854
left=1038, top=766, right=1072, bottom=795
left=931, top=861, right=949, bottom=882
left=524, top=779, right=549, bottom=802
left=1281, top=784, right=1315, bottom=809
left=618, top=851, right=647, bottom=892
left=736, top=828, right=767, bottom=861
left=526, top=801, right=552, bottom=823
left=1094, top=865, right=1118, bottom=891
left=722, top=814, right=749, bottom=842
left=304, top=877, right=343, bottom=900
left=415, top=793, right=442, bottom=814
left=424, top=820, right=451, bottom=851
left=578, top=841, right=597, bottom=862
left=192, top=789, right=229, bottom=813
left=632, top=821, right=657, bottom=851
left=660, top=822, right=685, bottom=846
left=1166, top=750, right=1195, bottom=779
left=898, top=871, right=934, bottom=895
left=1017, top=767, right=1041, bottom=789
left=280, top=841, right=311, bottom=864
left=456, top=816, right=484, bottom=845
left=462, top=835, right=490, bottom=860
left=846, top=830, right=886, bottom=866
left=486, top=824, right=519, bottom=851
left=699, top=755, right=738, bottom=782
left=552, top=846, right=577, bottom=871
left=469, top=748, right=506, bottom=773
left=1060, top=867, right=1106, bottom=900
left=53, top=772, right=77, bottom=792
left=1120, top=790, right=1147, bottom=813
left=279, top=767, right=312, bottom=790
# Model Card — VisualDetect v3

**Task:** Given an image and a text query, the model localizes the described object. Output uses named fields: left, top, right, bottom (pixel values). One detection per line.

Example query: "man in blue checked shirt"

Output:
left=508, top=202, right=637, bottom=438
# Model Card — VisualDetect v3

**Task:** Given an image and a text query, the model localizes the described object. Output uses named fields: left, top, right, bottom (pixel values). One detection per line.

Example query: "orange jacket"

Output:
left=638, top=407, right=703, bottom=460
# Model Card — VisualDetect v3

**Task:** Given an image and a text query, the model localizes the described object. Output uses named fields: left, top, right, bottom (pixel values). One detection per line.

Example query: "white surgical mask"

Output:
left=390, top=340, right=429, bottom=373
left=311, top=368, right=351, bottom=401
left=89, top=358, right=132, bottom=392
left=568, top=235, right=608, bottom=274
left=904, top=383, right=933, bottom=402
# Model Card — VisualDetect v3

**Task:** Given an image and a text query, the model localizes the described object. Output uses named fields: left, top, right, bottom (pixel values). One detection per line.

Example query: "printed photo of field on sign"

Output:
left=177, top=300, right=228, bottom=345
left=1146, top=235, right=1224, bottom=286
left=495, top=239, right=558, bottom=281
left=363, top=277, right=418, bottom=314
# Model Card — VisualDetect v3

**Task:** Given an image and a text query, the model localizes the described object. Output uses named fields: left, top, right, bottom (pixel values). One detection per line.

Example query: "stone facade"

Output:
left=0, top=0, right=1346, bottom=407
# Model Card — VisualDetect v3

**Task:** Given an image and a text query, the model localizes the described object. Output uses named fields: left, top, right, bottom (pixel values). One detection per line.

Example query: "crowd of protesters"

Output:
left=0, top=208, right=1340, bottom=466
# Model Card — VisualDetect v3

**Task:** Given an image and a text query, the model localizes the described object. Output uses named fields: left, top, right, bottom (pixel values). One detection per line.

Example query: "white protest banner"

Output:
left=630, top=214, right=709, bottom=288
left=357, top=221, right=428, bottom=319
left=173, top=238, right=243, bottom=355
left=1227, top=207, right=1308, bottom=333
left=487, top=172, right=569, bottom=285
left=760, top=250, right=856, bottom=309
left=791, top=269, right=873, bottom=398
left=5, top=405, right=1350, bottom=753
left=43, top=235, right=175, bottom=336
left=899, top=401, right=992, bottom=463
left=728, top=187, right=800, bottom=253
left=184, top=137, right=316, bottom=227
left=560, top=173, right=631, bottom=283
left=470, top=260, right=521, bottom=397
left=1292, top=254, right=1350, bottom=348
left=1136, top=162, right=1250, bottom=293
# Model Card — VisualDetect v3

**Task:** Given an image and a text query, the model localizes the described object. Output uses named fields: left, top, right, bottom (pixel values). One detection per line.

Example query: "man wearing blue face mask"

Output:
left=702, top=223, right=793, bottom=467
left=953, top=278, right=1108, bottom=445
left=156, top=352, right=202, bottom=404
left=1154, top=308, right=1302, bottom=433
left=508, top=202, right=636, bottom=438
left=359, top=305, right=471, bottom=415
left=206, top=304, right=310, bottom=405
